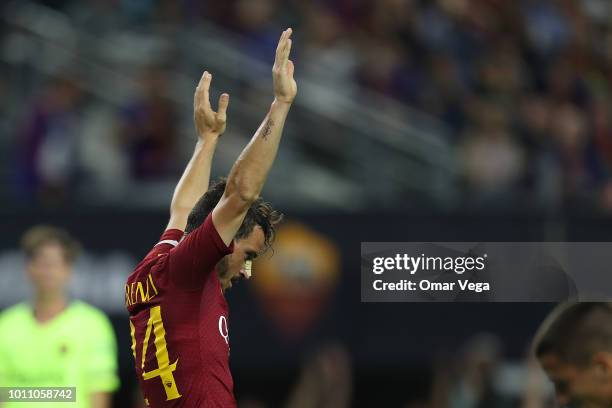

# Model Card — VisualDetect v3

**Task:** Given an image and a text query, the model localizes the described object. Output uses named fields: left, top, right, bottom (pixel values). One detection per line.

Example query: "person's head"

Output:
left=533, top=302, right=612, bottom=408
left=458, top=333, right=501, bottom=387
left=21, top=226, right=81, bottom=299
left=186, top=179, right=283, bottom=291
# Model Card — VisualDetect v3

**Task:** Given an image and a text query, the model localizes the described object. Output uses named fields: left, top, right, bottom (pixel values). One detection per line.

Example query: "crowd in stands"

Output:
left=4, top=0, right=612, bottom=211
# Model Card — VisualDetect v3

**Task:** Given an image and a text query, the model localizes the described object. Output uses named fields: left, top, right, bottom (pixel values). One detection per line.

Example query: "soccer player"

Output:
left=533, top=302, right=612, bottom=408
left=0, top=226, right=119, bottom=408
left=125, top=28, right=296, bottom=407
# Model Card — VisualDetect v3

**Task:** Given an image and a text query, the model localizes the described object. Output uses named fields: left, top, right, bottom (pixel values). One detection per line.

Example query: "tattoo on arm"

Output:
left=262, top=119, right=274, bottom=140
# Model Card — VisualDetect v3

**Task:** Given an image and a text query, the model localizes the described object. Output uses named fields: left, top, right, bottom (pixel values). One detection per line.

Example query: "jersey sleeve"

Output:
left=82, top=311, right=120, bottom=393
left=146, top=229, right=184, bottom=258
left=167, top=213, right=234, bottom=289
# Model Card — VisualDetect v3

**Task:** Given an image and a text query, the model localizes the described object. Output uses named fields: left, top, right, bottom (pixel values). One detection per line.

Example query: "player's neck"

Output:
left=32, top=293, right=68, bottom=324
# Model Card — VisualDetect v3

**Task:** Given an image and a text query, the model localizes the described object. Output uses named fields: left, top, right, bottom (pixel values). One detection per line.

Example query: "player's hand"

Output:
left=272, top=28, right=297, bottom=104
left=194, top=71, right=229, bottom=138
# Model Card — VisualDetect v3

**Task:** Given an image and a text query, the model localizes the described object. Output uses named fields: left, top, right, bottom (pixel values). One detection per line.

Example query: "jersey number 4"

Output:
left=130, top=305, right=181, bottom=400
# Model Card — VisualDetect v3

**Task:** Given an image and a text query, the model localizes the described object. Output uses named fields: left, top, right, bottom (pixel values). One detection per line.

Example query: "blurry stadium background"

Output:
left=2, top=0, right=612, bottom=406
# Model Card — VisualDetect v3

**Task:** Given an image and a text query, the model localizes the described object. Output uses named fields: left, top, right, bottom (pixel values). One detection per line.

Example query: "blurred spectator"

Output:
left=419, top=52, right=468, bottom=131
left=5, top=0, right=612, bottom=210
left=523, top=0, right=572, bottom=56
left=118, top=66, right=180, bottom=181
left=592, top=97, right=612, bottom=168
left=233, top=0, right=280, bottom=63
left=14, top=75, right=84, bottom=204
left=460, top=101, right=525, bottom=204
left=300, top=4, right=357, bottom=96
left=426, top=335, right=558, bottom=408
left=285, top=343, right=352, bottom=408
left=550, top=103, right=607, bottom=201
left=356, top=38, right=422, bottom=105
left=0, top=225, right=119, bottom=408
left=234, top=343, right=352, bottom=408
left=520, top=356, right=554, bottom=408
left=429, top=334, right=511, bottom=408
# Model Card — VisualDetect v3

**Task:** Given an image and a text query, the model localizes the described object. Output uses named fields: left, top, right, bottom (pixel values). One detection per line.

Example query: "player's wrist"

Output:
left=272, top=97, right=293, bottom=109
left=195, top=135, right=220, bottom=152
left=197, top=130, right=222, bottom=143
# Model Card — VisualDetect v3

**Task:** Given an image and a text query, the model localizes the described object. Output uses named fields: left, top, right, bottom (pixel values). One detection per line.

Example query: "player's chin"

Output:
left=228, top=274, right=246, bottom=287
left=221, top=279, right=233, bottom=291
left=222, top=275, right=242, bottom=291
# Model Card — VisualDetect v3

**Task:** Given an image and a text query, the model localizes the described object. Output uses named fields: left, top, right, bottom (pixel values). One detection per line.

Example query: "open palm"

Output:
left=273, top=28, right=297, bottom=104
left=194, top=71, right=229, bottom=137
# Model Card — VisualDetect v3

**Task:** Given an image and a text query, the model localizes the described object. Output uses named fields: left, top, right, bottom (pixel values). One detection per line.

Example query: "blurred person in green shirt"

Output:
left=0, top=226, right=119, bottom=408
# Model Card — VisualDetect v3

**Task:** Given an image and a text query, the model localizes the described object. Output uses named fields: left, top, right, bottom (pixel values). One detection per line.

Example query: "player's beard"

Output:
left=216, top=256, right=232, bottom=290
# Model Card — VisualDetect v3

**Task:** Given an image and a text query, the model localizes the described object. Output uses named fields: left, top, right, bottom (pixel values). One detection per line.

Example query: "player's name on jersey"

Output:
left=373, top=279, right=490, bottom=293
left=125, top=274, right=159, bottom=307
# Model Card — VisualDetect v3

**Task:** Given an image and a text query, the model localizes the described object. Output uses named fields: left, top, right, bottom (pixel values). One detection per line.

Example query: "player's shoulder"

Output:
left=130, top=229, right=184, bottom=275
left=0, top=302, right=30, bottom=328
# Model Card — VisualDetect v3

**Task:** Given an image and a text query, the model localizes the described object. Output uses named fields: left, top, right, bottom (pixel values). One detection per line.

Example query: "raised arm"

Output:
left=167, top=71, right=229, bottom=231
left=212, top=28, right=297, bottom=245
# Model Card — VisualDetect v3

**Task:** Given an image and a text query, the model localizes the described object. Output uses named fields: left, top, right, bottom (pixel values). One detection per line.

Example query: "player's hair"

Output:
left=533, top=302, right=612, bottom=366
left=185, top=179, right=283, bottom=248
left=21, top=225, right=81, bottom=263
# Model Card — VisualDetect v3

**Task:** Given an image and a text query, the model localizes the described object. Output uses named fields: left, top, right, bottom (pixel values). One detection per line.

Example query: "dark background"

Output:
left=2, top=208, right=592, bottom=406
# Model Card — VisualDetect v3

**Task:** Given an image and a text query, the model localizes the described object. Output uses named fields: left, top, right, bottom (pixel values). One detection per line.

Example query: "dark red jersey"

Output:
left=126, top=214, right=235, bottom=407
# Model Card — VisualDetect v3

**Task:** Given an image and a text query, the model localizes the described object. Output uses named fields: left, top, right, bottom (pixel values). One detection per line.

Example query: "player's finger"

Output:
left=275, top=30, right=285, bottom=52
left=203, top=72, right=212, bottom=109
left=217, top=93, right=229, bottom=120
left=280, top=29, right=293, bottom=66
left=194, top=71, right=206, bottom=108
left=195, top=71, right=212, bottom=109
left=196, top=71, right=210, bottom=94
left=283, top=29, right=292, bottom=49
left=275, top=29, right=289, bottom=61
left=277, top=40, right=290, bottom=70
left=281, top=39, right=292, bottom=70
